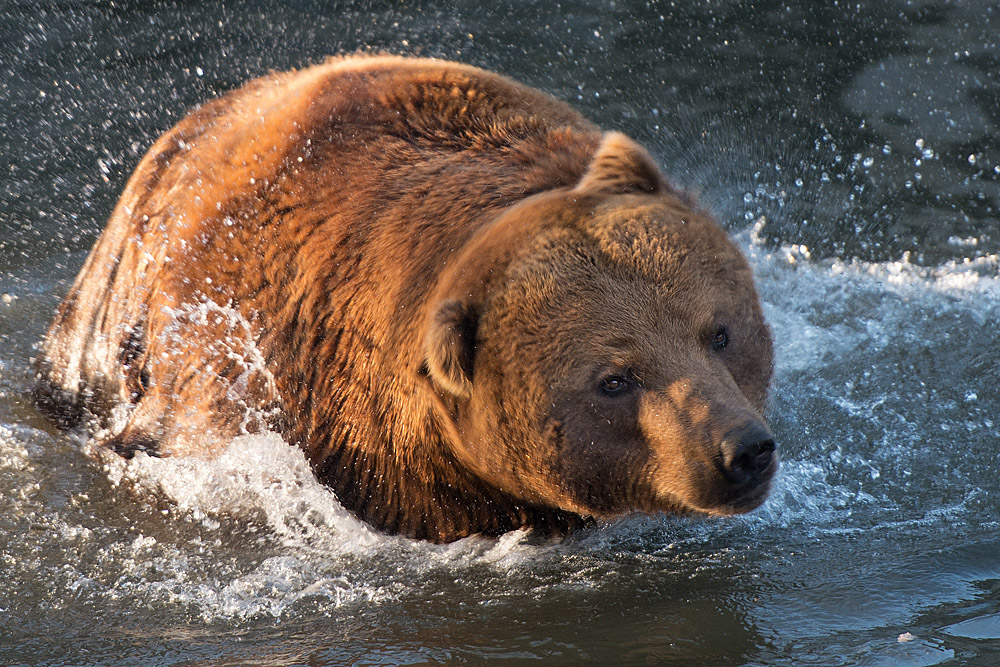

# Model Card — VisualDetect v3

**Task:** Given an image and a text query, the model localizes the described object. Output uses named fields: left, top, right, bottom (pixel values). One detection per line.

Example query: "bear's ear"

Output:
left=575, top=131, right=665, bottom=195
left=424, top=299, right=479, bottom=397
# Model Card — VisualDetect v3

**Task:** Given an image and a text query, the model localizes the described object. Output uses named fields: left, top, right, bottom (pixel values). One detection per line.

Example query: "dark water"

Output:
left=2, top=1, right=999, bottom=665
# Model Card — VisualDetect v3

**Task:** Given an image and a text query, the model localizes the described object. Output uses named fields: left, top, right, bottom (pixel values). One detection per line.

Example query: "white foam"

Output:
left=96, top=431, right=381, bottom=555
left=134, top=551, right=395, bottom=622
left=735, top=219, right=1000, bottom=385
left=740, top=218, right=1000, bottom=302
left=67, top=430, right=410, bottom=621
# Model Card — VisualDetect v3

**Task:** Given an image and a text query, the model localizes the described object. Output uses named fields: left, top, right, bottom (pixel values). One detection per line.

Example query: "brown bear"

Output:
left=34, top=55, right=776, bottom=542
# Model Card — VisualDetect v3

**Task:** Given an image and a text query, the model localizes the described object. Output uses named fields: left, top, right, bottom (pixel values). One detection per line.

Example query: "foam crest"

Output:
left=66, top=431, right=408, bottom=621
left=740, top=217, right=1000, bottom=303
left=96, top=431, right=381, bottom=555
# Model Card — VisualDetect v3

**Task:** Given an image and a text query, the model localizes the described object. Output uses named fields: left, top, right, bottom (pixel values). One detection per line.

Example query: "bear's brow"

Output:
left=590, top=336, right=646, bottom=369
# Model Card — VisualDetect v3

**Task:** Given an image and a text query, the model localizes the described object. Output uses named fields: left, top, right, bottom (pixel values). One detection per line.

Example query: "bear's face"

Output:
left=463, top=200, right=773, bottom=518
left=423, top=132, right=776, bottom=522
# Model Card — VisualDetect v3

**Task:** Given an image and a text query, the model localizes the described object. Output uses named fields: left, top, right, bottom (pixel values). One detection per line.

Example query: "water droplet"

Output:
left=862, top=157, right=874, bottom=168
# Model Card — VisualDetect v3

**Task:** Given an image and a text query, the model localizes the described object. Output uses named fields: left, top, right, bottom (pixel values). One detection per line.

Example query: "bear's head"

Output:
left=424, top=132, right=776, bottom=520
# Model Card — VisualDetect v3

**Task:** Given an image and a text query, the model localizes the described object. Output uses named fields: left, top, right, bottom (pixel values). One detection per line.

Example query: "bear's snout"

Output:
left=638, top=377, right=777, bottom=516
left=720, top=423, right=777, bottom=487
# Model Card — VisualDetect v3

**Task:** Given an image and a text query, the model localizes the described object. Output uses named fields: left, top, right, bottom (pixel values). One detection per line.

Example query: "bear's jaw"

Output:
left=649, top=451, right=779, bottom=518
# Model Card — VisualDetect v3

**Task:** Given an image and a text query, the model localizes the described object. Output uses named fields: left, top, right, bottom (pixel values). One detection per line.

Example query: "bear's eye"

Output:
left=598, top=374, right=633, bottom=397
left=711, top=327, right=729, bottom=351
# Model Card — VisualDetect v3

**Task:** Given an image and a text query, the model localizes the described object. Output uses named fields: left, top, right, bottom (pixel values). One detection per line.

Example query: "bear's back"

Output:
left=34, top=56, right=603, bottom=459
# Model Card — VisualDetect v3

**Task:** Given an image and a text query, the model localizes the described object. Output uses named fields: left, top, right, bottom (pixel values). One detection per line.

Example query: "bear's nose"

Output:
left=721, top=425, right=776, bottom=485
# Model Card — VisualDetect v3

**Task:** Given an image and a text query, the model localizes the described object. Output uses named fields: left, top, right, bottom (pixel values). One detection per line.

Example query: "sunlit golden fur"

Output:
left=36, top=55, right=775, bottom=542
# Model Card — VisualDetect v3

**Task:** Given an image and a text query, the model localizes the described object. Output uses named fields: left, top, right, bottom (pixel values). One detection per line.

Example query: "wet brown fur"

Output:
left=35, top=55, right=775, bottom=542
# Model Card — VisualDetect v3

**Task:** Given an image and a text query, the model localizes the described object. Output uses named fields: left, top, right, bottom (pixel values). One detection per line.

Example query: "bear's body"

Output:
left=36, top=56, right=776, bottom=542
